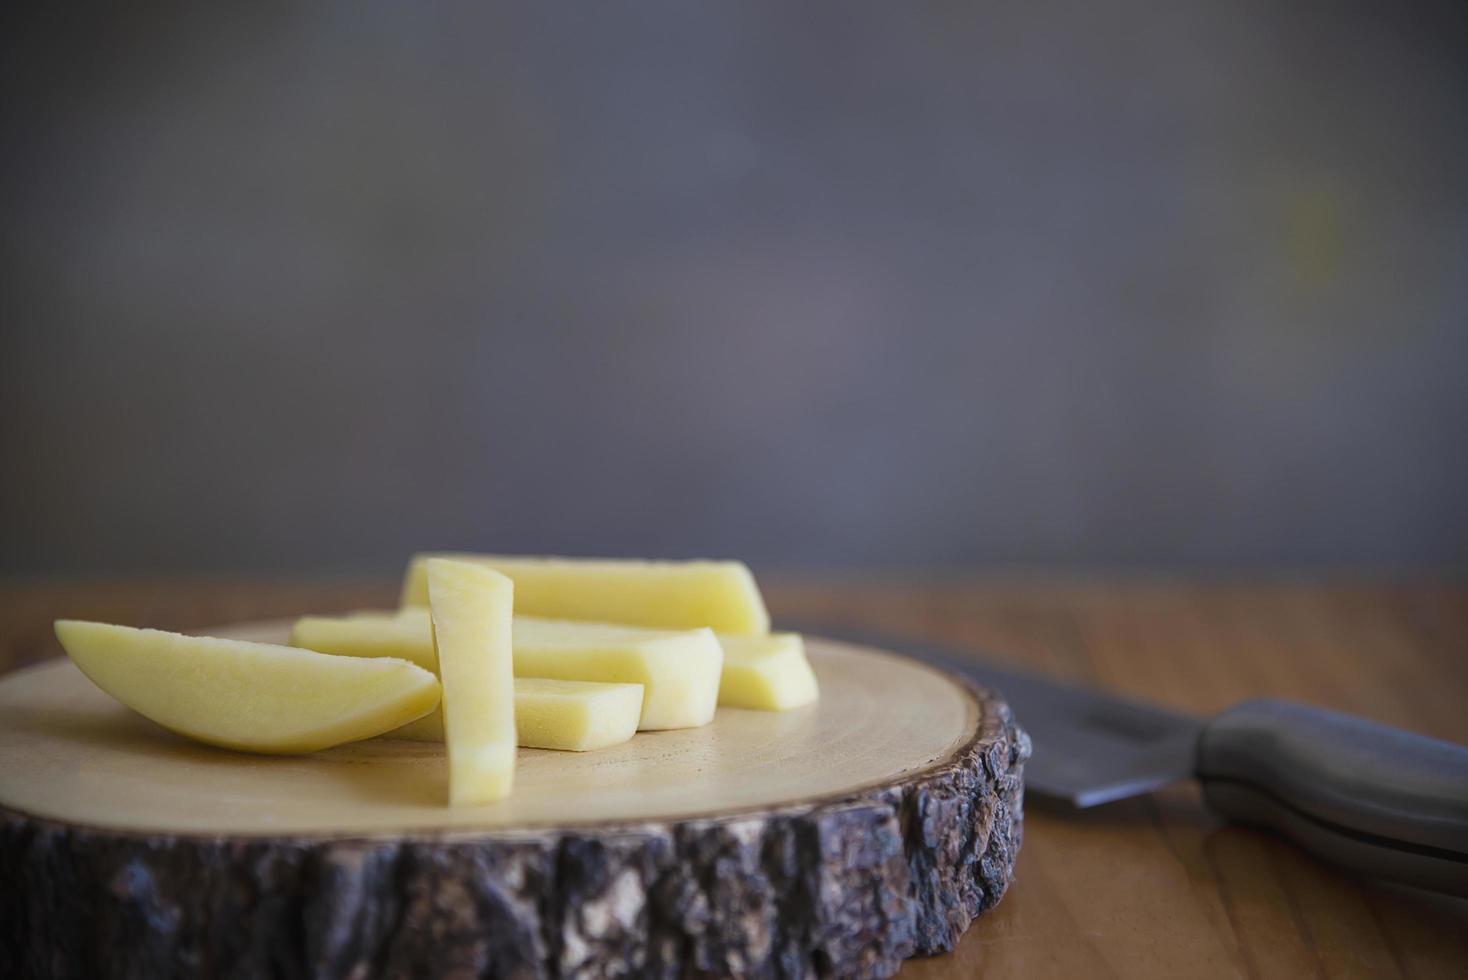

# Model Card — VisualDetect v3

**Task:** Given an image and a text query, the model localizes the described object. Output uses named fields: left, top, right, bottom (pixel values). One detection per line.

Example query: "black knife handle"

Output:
left=1196, top=699, right=1468, bottom=896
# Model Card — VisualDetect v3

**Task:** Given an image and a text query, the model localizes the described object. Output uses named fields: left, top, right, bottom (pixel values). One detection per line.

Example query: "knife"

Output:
left=803, top=626, right=1468, bottom=897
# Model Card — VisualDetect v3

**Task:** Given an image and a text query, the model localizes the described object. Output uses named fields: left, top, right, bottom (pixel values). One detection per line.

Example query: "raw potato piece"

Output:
left=52, top=620, right=440, bottom=754
left=515, top=678, right=644, bottom=751
left=291, top=610, right=722, bottom=732
left=512, top=618, right=723, bottom=730
left=717, top=633, right=820, bottom=711
left=291, top=611, right=437, bottom=671
left=292, top=609, right=442, bottom=739
left=384, top=678, right=644, bottom=752
left=294, top=611, right=646, bottom=745
left=400, top=554, right=770, bottom=635
left=304, top=611, right=814, bottom=712
left=427, top=560, right=516, bottom=805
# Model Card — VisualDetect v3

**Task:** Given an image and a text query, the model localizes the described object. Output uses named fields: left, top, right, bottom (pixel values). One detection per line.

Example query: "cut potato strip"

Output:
left=399, top=554, right=770, bottom=635
left=292, top=611, right=437, bottom=671
left=717, top=633, right=820, bottom=711
left=53, top=620, right=440, bottom=754
left=292, top=610, right=721, bottom=731
left=511, top=618, right=723, bottom=730
left=427, top=560, right=516, bottom=805
left=514, top=677, right=643, bottom=751
left=385, top=677, right=644, bottom=752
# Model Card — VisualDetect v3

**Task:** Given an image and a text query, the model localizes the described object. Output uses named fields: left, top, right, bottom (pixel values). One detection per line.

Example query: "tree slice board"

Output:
left=0, top=622, right=1028, bottom=980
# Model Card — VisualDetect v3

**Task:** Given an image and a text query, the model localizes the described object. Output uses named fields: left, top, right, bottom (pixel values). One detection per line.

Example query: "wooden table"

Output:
left=4, top=578, right=1466, bottom=978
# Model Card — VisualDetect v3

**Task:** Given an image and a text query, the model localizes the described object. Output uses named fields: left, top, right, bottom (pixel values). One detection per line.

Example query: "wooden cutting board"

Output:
left=0, top=622, right=1026, bottom=980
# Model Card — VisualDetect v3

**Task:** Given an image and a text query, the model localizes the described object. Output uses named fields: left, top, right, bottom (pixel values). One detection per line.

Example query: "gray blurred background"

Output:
left=2, top=2, right=1466, bottom=576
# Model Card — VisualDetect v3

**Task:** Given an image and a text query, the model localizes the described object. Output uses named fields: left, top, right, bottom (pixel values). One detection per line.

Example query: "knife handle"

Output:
left=1196, top=699, right=1468, bottom=896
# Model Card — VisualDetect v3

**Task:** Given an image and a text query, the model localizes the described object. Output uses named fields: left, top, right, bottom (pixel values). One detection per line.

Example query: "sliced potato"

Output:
left=53, top=620, right=440, bottom=754
left=511, top=618, right=723, bottom=730
left=427, top=559, right=516, bottom=805
left=717, top=633, right=820, bottom=711
left=385, top=677, right=644, bottom=752
left=292, top=609, right=722, bottom=732
left=513, top=677, right=644, bottom=751
left=291, top=610, right=436, bottom=671
left=400, top=554, right=770, bottom=635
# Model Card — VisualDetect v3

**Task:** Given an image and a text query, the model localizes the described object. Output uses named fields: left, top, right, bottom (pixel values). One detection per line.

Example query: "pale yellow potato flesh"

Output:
left=291, top=611, right=437, bottom=671
left=516, top=677, right=643, bottom=750
left=399, top=554, right=770, bottom=635
left=292, top=610, right=442, bottom=738
left=52, top=620, right=441, bottom=754
left=716, top=633, right=821, bottom=711
left=292, top=609, right=721, bottom=732
left=510, top=618, right=722, bottom=730
left=382, top=678, right=644, bottom=751
left=427, top=560, right=516, bottom=805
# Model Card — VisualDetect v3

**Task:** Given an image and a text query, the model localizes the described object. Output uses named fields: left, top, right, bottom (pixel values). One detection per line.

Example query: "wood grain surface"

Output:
left=2, top=577, right=1465, bottom=978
